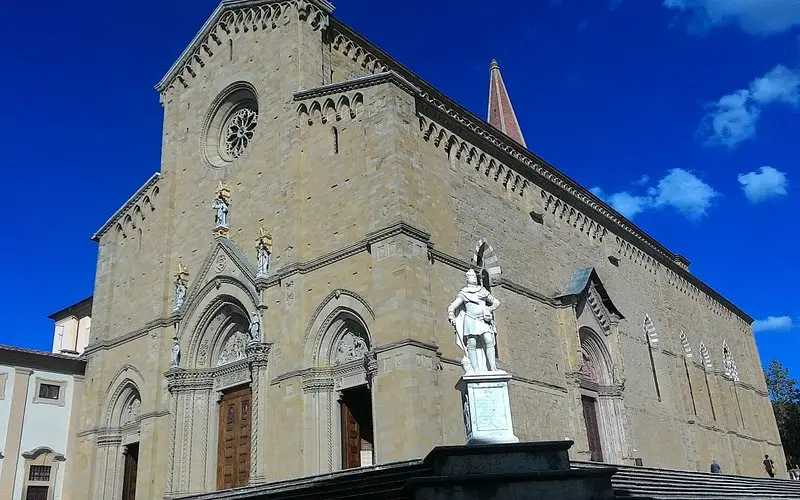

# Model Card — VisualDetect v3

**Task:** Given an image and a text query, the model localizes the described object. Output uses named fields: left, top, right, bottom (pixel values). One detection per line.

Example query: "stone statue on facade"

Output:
left=171, top=337, right=181, bottom=367
left=448, top=269, right=501, bottom=374
left=256, top=227, right=273, bottom=278
left=173, top=262, right=189, bottom=311
left=248, top=311, right=262, bottom=342
left=212, top=181, right=232, bottom=235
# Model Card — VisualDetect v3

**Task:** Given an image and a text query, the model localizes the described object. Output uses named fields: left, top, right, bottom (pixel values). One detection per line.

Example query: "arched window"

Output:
left=332, top=126, right=339, bottom=155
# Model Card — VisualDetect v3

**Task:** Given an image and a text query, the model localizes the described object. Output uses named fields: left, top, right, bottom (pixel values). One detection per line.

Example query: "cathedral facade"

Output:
left=65, top=1, right=783, bottom=499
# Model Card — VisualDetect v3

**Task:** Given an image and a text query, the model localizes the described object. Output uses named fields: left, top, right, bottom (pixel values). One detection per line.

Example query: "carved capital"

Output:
left=246, top=342, right=272, bottom=367
left=302, top=370, right=334, bottom=394
left=363, top=350, right=378, bottom=377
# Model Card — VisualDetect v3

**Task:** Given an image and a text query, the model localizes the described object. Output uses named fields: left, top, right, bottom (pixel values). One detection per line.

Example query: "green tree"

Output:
left=765, top=360, right=800, bottom=466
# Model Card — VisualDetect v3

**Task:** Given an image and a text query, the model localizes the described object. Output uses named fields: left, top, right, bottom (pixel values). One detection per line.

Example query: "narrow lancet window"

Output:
left=332, top=127, right=339, bottom=155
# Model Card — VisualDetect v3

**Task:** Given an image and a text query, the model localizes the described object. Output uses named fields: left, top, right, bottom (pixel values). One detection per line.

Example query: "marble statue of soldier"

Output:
left=447, top=269, right=501, bottom=374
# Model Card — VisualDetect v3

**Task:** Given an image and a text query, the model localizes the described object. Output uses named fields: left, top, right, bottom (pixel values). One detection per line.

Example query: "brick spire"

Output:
left=487, top=59, right=526, bottom=147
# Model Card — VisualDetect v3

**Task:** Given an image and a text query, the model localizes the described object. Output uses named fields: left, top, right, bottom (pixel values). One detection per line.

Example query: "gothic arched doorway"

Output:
left=302, top=290, right=377, bottom=475
left=579, top=327, right=627, bottom=463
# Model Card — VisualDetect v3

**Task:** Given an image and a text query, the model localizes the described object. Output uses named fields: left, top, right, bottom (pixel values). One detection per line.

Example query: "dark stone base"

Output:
left=404, top=441, right=616, bottom=500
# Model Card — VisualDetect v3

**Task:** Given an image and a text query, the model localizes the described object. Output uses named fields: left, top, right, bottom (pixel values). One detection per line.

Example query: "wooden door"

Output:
left=217, top=387, right=252, bottom=491
left=582, top=396, right=604, bottom=462
left=341, top=401, right=361, bottom=469
left=122, top=443, right=139, bottom=500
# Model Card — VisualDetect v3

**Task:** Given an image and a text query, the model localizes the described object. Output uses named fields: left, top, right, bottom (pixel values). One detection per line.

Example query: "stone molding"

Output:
left=21, top=447, right=66, bottom=462
left=92, top=172, right=161, bottom=242
left=296, top=92, right=364, bottom=127
left=293, top=71, right=420, bottom=102
left=83, top=316, right=176, bottom=355
left=76, top=410, right=171, bottom=438
left=156, top=0, right=333, bottom=96
left=184, top=237, right=260, bottom=313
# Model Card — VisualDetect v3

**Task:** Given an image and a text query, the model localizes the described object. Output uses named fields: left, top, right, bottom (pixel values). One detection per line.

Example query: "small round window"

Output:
left=202, top=83, right=259, bottom=168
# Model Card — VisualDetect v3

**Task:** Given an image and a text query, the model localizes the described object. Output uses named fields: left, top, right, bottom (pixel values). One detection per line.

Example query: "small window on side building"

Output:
left=38, top=384, right=60, bottom=400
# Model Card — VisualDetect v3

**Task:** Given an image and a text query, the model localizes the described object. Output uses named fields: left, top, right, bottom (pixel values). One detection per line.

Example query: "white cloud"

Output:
left=702, top=90, right=759, bottom=147
left=650, top=168, right=720, bottom=219
left=738, top=166, right=789, bottom=202
left=608, top=192, right=652, bottom=219
left=753, top=315, right=794, bottom=332
left=591, top=168, right=718, bottom=220
left=751, top=65, right=800, bottom=105
left=702, top=65, right=800, bottom=148
left=664, top=0, right=800, bottom=35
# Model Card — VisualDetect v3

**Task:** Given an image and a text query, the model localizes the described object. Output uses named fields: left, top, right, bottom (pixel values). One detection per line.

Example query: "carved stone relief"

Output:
left=213, top=364, right=252, bottom=392
left=334, top=331, right=368, bottom=365
left=122, top=397, right=141, bottom=425
left=579, top=349, right=598, bottom=383
left=216, top=331, right=249, bottom=367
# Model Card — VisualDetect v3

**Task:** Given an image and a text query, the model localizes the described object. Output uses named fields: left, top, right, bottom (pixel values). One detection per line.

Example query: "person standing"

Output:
left=763, top=455, right=776, bottom=478
left=710, top=459, right=721, bottom=474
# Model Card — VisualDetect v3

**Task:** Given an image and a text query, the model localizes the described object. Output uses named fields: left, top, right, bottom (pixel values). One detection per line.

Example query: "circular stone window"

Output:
left=202, top=83, right=259, bottom=168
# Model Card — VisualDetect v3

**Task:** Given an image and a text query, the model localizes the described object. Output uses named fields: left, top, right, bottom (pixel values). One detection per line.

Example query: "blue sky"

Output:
left=0, top=0, right=797, bottom=376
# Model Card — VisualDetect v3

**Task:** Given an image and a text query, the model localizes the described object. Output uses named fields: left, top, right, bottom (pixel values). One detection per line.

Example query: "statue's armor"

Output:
left=459, top=290, right=493, bottom=337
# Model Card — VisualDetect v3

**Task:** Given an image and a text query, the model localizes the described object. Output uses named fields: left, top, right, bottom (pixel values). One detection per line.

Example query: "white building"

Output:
left=0, top=346, right=86, bottom=500
left=48, top=297, right=92, bottom=357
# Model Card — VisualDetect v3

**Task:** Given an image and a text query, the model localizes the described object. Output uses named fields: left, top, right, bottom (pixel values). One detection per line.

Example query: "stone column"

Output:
left=246, top=342, right=271, bottom=484
left=0, top=368, right=32, bottom=499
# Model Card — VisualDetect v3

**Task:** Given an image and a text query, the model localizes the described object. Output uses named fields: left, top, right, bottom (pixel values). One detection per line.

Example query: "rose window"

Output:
left=223, top=108, right=258, bottom=159
left=202, top=82, right=259, bottom=169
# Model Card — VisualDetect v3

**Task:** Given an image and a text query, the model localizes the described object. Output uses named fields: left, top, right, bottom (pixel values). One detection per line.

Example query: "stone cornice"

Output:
left=255, top=221, right=431, bottom=287
left=83, top=315, right=177, bottom=356
left=155, top=0, right=333, bottom=94
left=77, top=410, right=171, bottom=438
left=293, top=71, right=420, bottom=102
left=328, top=19, right=751, bottom=325
left=91, top=172, right=161, bottom=242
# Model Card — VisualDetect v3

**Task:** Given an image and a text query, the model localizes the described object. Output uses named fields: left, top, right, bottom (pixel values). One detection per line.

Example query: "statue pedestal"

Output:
left=458, top=371, right=519, bottom=446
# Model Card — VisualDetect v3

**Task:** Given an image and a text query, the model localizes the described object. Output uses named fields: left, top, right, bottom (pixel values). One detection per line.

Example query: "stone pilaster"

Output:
left=246, top=342, right=272, bottom=484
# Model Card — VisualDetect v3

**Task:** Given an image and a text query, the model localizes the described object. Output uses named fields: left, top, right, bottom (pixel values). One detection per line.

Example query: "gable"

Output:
left=557, top=267, right=624, bottom=335
left=185, top=237, right=259, bottom=309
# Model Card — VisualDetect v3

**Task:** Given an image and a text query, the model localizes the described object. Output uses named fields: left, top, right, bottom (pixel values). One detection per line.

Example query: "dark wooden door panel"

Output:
left=582, top=396, right=603, bottom=462
left=341, top=401, right=361, bottom=469
left=218, top=387, right=252, bottom=491
left=122, top=444, right=139, bottom=500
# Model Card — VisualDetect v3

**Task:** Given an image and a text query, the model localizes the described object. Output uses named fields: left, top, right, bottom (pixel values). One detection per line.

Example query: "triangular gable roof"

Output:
left=183, top=237, right=260, bottom=310
left=557, top=267, right=624, bottom=320
left=155, top=0, right=334, bottom=92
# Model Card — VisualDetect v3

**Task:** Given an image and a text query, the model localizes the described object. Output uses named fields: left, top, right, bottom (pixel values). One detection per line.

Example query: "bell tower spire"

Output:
left=487, top=59, right=527, bottom=147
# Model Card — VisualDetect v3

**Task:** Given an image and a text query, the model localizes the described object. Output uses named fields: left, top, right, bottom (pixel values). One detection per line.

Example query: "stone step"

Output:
left=178, top=462, right=430, bottom=500
left=573, top=461, right=800, bottom=499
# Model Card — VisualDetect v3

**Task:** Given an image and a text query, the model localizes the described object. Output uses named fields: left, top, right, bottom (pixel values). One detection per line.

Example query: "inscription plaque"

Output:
left=473, top=384, right=508, bottom=431
left=458, top=371, right=519, bottom=445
